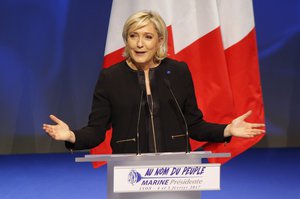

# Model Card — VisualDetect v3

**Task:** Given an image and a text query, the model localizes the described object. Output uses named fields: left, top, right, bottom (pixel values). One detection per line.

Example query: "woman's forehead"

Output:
left=128, top=22, right=157, bottom=34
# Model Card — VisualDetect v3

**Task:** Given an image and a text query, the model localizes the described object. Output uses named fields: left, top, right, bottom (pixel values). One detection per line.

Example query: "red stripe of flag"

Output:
left=204, top=28, right=265, bottom=163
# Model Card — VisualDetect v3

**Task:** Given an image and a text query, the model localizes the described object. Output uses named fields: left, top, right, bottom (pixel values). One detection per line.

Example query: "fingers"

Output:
left=43, top=123, right=61, bottom=140
left=230, top=124, right=265, bottom=138
left=42, top=124, right=51, bottom=132
left=42, top=124, right=55, bottom=134
left=43, top=124, right=55, bottom=138
left=43, top=115, right=70, bottom=141
left=244, top=128, right=265, bottom=133
left=249, top=128, right=265, bottom=133
left=243, top=128, right=265, bottom=138
left=250, top=123, right=265, bottom=128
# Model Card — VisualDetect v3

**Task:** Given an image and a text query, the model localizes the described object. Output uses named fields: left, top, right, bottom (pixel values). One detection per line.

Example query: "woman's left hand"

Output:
left=224, top=110, right=265, bottom=138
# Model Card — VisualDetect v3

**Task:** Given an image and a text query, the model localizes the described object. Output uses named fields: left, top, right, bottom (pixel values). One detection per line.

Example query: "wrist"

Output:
left=224, top=124, right=232, bottom=137
left=68, top=130, right=76, bottom=143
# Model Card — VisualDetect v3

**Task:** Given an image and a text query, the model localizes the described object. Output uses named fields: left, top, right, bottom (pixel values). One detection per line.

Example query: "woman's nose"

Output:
left=137, top=38, right=143, bottom=48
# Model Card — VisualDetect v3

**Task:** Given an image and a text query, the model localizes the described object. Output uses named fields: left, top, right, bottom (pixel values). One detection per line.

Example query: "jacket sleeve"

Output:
left=65, top=69, right=112, bottom=150
left=182, top=63, right=231, bottom=143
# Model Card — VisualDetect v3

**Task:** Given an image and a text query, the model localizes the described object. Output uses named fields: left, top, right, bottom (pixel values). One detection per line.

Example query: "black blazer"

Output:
left=66, top=58, right=230, bottom=153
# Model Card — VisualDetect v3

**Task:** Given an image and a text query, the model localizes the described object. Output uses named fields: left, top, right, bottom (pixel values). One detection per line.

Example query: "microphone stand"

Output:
left=164, top=79, right=190, bottom=153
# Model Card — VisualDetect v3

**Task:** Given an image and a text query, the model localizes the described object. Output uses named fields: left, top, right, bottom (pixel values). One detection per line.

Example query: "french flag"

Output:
left=91, top=0, right=265, bottom=168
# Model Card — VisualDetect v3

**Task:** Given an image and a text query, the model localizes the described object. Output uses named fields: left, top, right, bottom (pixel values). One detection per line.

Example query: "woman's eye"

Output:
left=145, top=35, right=153, bottom=39
left=129, top=34, right=137, bottom=39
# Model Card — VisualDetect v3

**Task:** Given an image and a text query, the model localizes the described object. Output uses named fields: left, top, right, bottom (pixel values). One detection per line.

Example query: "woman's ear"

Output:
left=159, top=36, right=164, bottom=45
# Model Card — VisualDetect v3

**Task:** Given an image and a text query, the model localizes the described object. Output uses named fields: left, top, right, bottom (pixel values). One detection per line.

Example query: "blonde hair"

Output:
left=122, top=10, right=168, bottom=62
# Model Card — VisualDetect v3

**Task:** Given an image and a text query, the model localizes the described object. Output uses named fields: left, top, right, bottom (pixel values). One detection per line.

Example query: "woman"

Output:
left=43, top=11, right=265, bottom=153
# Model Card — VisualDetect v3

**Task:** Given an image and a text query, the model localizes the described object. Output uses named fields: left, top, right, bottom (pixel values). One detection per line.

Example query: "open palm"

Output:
left=43, top=115, right=74, bottom=142
left=229, top=110, right=265, bottom=138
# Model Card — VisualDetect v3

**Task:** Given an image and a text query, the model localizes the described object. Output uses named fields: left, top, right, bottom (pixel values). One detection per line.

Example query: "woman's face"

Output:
left=127, top=22, right=162, bottom=69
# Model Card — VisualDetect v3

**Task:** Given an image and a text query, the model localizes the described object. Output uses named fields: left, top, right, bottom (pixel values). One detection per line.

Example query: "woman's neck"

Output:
left=126, top=59, right=160, bottom=71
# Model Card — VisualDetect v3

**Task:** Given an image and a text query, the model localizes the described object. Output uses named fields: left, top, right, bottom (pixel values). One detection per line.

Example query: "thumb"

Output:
left=238, top=110, right=252, bottom=121
left=49, top=115, right=64, bottom=125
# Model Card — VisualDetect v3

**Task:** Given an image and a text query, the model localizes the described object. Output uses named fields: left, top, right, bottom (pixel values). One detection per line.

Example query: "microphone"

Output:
left=136, top=89, right=143, bottom=155
left=136, top=71, right=145, bottom=155
left=164, top=78, right=190, bottom=153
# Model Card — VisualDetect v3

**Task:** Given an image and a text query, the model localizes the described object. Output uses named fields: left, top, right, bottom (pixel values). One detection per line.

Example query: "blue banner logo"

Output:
left=128, top=170, right=142, bottom=185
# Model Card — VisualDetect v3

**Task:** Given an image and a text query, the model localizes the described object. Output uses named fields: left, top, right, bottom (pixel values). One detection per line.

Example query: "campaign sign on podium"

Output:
left=114, top=163, right=220, bottom=192
left=76, top=151, right=230, bottom=199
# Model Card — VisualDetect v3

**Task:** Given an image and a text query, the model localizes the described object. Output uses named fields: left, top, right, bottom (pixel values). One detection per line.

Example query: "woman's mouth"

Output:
left=135, top=51, right=146, bottom=56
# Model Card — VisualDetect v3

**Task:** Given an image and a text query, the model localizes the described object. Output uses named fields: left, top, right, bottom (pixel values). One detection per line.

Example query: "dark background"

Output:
left=0, top=0, right=299, bottom=154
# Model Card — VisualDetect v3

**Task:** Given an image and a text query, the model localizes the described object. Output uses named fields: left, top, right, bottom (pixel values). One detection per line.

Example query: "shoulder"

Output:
left=101, top=60, right=127, bottom=75
left=94, top=60, right=128, bottom=88
left=97, top=60, right=133, bottom=82
left=161, top=58, right=190, bottom=76
left=162, top=57, right=188, bottom=68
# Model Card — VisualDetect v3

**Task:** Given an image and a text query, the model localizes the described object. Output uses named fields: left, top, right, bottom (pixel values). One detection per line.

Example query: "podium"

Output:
left=76, top=151, right=230, bottom=199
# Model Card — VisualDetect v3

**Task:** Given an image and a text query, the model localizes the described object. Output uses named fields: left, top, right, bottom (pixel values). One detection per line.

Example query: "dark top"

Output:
left=66, top=58, right=230, bottom=153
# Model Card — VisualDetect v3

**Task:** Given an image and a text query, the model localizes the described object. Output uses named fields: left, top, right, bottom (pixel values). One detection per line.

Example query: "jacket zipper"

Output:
left=115, top=138, right=136, bottom=143
left=171, top=134, right=185, bottom=139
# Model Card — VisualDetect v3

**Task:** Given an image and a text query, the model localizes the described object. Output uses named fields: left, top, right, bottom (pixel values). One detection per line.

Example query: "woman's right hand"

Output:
left=43, top=115, right=75, bottom=143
